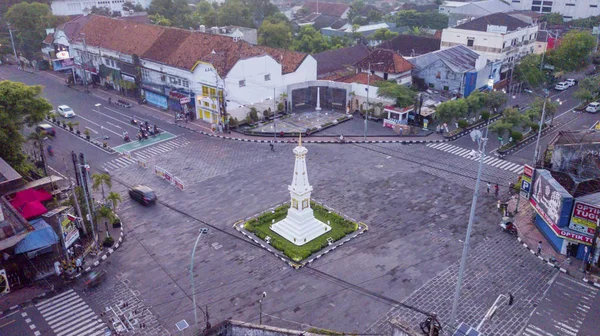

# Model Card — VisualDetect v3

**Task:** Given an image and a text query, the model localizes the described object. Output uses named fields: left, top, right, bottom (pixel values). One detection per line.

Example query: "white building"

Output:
left=63, top=15, right=315, bottom=123
left=50, top=0, right=151, bottom=16
left=440, top=0, right=514, bottom=27
left=509, top=0, right=600, bottom=21
left=441, top=12, right=538, bottom=80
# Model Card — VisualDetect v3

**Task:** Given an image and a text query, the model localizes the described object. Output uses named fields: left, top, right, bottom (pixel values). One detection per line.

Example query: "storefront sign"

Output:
left=52, top=58, right=75, bottom=71
left=122, top=74, right=135, bottom=82
left=531, top=170, right=566, bottom=227
left=520, top=165, right=534, bottom=199
left=56, top=51, right=70, bottom=59
left=383, top=118, right=402, bottom=129
left=569, top=201, right=598, bottom=235
left=180, top=97, right=191, bottom=104
left=531, top=198, right=593, bottom=245
left=154, top=166, right=165, bottom=178
left=523, top=165, right=534, bottom=178
left=61, top=216, right=80, bottom=249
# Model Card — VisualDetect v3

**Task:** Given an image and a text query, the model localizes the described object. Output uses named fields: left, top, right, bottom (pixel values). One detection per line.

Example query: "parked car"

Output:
left=586, top=102, right=600, bottom=113
left=565, top=79, right=578, bottom=87
left=35, top=123, right=56, bottom=136
left=57, top=105, right=76, bottom=118
left=128, top=185, right=156, bottom=205
left=554, top=82, right=569, bottom=91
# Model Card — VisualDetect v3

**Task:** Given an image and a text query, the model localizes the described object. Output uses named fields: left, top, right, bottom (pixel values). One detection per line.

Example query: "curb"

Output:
left=45, top=118, right=115, bottom=154
left=442, top=114, right=502, bottom=141
left=0, top=217, right=125, bottom=317
left=497, top=124, right=557, bottom=157
left=233, top=201, right=368, bottom=269
left=174, top=123, right=452, bottom=145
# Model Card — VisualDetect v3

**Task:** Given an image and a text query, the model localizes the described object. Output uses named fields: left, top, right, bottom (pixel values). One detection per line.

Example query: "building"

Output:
left=409, top=45, right=493, bottom=97
left=321, top=22, right=391, bottom=40
left=440, top=0, right=514, bottom=27
left=56, top=15, right=315, bottom=123
left=509, top=0, right=600, bottom=21
left=201, top=25, right=258, bottom=45
left=354, top=48, right=414, bottom=86
left=313, top=44, right=371, bottom=79
left=50, top=0, right=151, bottom=16
left=377, top=35, right=441, bottom=58
left=440, top=12, right=539, bottom=80
left=293, top=1, right=350, bottom=28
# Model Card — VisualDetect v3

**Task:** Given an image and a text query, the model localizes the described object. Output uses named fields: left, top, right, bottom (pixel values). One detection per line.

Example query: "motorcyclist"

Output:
left=47, top=145, right=53, bottom=155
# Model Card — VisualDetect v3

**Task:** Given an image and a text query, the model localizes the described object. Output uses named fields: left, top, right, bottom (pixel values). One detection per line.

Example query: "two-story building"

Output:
left=62, top=15, right=315, bottom=124
left=354, top=49, right=414, bottom=86
left=440, top=13, right=539, bottom=80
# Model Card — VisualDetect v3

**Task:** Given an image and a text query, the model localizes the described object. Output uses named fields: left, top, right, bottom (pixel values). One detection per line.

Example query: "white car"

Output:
left=554, top=82, right=569, bottom=91
left=586, top=102, right=600, bottom=113
left=57, top=105, right=76, bottom=118
left=565, top=79, right=577, bottom=87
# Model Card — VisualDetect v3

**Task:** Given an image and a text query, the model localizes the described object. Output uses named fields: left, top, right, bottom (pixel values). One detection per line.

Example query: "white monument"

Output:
left=272, top=135, right=330, bottom=245
left=315, top=87, right=322, bottom=111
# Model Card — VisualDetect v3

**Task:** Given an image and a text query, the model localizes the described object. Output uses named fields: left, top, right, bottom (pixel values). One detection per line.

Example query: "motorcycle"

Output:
left=500, top=217, right=517, bottom=236
left=123, top=135, right=130, bottom=142
left=131, top=118, right=138, bottom=125
left=47, top=146, right=54, bottom=156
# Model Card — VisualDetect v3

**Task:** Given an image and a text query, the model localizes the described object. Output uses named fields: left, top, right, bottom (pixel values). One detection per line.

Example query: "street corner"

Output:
left=43, top=116, right=116, bottom=154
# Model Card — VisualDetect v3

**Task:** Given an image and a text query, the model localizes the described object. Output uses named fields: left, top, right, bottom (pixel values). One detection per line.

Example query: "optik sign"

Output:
left=569, top=201, right=598, bottom=235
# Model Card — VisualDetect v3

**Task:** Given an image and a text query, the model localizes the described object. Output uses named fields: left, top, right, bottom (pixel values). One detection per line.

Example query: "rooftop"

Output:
left=410, top=45, right=482, bottom=73
left=454, top=12, right=531, bottom=32
left=302, top=1, right=350, bottom=17
left=377, top=35, right=441, bottom=57
left=313, top=44, right=371, bottom=76
left=354, top=48, right=414, bottom=74
left=335, top=72, right=384, bottom=85
left=73, top=15, right=307, bottom=76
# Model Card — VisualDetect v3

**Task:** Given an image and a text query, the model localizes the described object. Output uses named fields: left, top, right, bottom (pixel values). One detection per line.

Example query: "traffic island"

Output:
left=234, top=201, right=367, bottom=268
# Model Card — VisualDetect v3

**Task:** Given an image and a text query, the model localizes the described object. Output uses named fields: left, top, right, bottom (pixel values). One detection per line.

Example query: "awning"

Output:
left=9, top=176, right=63, bottom=193
left=10, top=189, right=53, bottom=208
left=18, top=201, right=48, bottom=220
left=14, top=218, right=59, bottom=254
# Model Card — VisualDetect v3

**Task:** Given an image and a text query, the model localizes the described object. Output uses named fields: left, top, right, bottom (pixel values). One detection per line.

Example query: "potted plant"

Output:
left=84, top=129, right=91, bottom=140
left=73, top=121, right=80, bottom=135
left=102, top=236, right=114, bottom=247
left=103, top=142, right=108, bottom=148
left=51, top=113, right=56, bottom=122
left=111, top=216, right=121, bottom=228
left=67, top=122, right=74, bottom=132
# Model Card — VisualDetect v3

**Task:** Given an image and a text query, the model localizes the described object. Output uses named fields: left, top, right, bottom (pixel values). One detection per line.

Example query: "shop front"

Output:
left=530, top=169, right=593, bottom=261
left=119, top=63, right=138, bottom=98
left=142, top=83, right=168, bottom=110
left=168, top=90, right=195, bottom=117
left=383, top=105, right=414, bottom=129
left=196, top=95, right=219, bottom=123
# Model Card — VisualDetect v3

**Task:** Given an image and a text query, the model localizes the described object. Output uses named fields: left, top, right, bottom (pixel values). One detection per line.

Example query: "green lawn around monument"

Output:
left=244, top=202, right=358, bottom=262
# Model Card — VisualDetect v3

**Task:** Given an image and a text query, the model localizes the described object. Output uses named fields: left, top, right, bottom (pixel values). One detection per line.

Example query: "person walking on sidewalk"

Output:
left=487, top=182, right=491, bottom=193
left=76, top=257, right=83, bottom=273
left=269, top=141, right=274, bottom=151
left=494, top=184, right=499, bottom=197
left=537, top=241, right=542, bottom=255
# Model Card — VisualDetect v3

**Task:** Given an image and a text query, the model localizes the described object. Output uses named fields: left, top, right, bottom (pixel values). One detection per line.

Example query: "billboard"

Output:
left=530, top=169, right=573, bottom=228
left=61, top=216, right=80, bottom=249
left=52, top=58, right=75, bottom=71
left=569, top=201, right=598, bottom=235
left=520, top=165, right=534, bottom=199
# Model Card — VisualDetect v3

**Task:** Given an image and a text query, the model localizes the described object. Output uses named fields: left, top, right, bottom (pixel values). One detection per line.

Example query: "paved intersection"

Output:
left=426, top=143, right=524, bottom=173
left=102, top=137, right=191, bottom=171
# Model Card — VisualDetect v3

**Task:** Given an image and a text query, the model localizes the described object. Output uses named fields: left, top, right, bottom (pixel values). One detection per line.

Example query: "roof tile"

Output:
left=313, top=44, right=371, bottom=76
left=377, top=35, right=441, bottom=57
left=354, top=49, right=413, bottom=74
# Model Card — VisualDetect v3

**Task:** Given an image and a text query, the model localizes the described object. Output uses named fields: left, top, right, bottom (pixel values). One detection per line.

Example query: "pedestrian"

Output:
left=269, top=141, right=274, bottom=151
left=108, top=97, right=112, bottom=105
left=487, top=182, right=491, bottom=193
left=537, top=241, right=542, bottom=255
left=494, top=184, right=499, bottom=197
left=54, top=260, right=62, bottom=279
left=76, top=257, right=83, bottom=273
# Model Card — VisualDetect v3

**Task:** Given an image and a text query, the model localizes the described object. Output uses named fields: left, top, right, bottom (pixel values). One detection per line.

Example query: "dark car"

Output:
left=128, top=185, right=156, bottom=205
left=36, top=123, right=56, bottom=136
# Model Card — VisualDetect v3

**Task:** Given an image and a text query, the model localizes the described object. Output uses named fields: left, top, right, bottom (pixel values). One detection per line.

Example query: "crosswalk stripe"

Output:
left=53, top=309, right=95, bottom=333
left=38, top=292, right=79, bottom=314
left=435, top=144, right=452, bottom=150
left=40, top=294, right=83, bottom=317
left=483, top=157, right=496, bottom=164
left=511, top=165, right=523, bottom=173
left=78, top=325, right=108, bottom=336
left=497, top=161, right=514, bottom=169
left=84, top=328, right=110, bottom=336
left=36, top=290, right=75, bottom=308
left=489, top=160, right=505, bottom=167
left=61, top=319, right=104, bottom=336
left=45, top=300, right=87, bottom=323
left=37, top=290, right=105, bottom=336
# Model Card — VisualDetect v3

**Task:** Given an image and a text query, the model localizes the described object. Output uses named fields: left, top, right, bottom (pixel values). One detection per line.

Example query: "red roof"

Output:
left=336, top=72, right=383, bottom=85
left=354, top=49, right=413, bottom=74
left=18, top=201, right=47, bottom=220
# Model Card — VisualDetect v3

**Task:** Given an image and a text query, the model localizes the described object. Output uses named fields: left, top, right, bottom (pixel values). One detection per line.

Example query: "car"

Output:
left=554, top=82, right=569, bottom=91
left=128, top=185, right=156, bottom=205
left=57, top=105, right=76, bottom=118
left=586, top=102, right=600, bottom=113
left=35, top=123, right=56, bottom=136
left=565, top=79, right=578, bottom=87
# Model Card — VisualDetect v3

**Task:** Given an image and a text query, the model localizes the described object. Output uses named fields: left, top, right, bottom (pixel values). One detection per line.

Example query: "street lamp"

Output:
left=532, top=89, right=550, bottom=166
left=259, top=291, right=266, bottom=325
left=364, top=62, right=385, bottom=141
left=190, top=228, right=209, bottom=332
left=94, top=103, right=109, bottom=140
left=449, top=124, right=490, bottom=324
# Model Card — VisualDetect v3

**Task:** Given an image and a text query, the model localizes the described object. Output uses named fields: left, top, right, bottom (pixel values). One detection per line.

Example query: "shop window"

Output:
left=239, top=80, right=246, bottom=87
left=202, top=86, right=209, bottom=96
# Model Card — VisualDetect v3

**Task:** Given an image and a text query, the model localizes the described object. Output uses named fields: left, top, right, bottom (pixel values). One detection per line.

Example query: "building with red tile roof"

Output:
left=354, top=49, right=413, bottom=86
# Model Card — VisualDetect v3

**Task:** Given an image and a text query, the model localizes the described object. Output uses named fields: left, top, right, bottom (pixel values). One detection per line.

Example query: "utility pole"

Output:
left=7, top=24, right=19, bottom=68
left=273, top=86, right=277, bottom=144
left=449, top=125, right=489, bottom=324
left=532, top=91, right=549, bottom=166
left=80, top=33, right=89, bottom=93
left=363, top=62, right=384, bottom=140
left=190, top=228, right=209, bottom=332
left=78, top=153, right=97, bottom=248
left=63, top=158, right=86, bottom=235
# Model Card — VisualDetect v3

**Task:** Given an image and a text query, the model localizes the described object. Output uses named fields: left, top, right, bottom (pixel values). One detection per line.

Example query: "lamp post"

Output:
left=7, top=23, right=19, bottom=68
left=190, top=228, right=209, bottom=332
left=259, top=291, right=266, bottom=324
left=449, top=124, right=489, bottom=325
left=364, top=62, right=384, bottom=141
left=532, top=89, right=549, bottom=166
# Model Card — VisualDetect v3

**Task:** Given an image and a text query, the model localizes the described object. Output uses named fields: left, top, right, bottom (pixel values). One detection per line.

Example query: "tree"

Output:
left=0, top=81, right=52, bottom=175
left=123, top=1, right=144, bottom=12
left=529, top=97, right=559, bottom=125
left=291, top=26, right=329, bottom=53
left=27, top=130, right=51, bottom=176
left=148, top=0, right=192, bottom=28
left=218, top=0, right=253, bottom=27
left=434, top=99, right=468, bottom=123
left=192, top=0, right=218, bottom=27
left=106, top=192, right=122, bottom=210
left=327, top=35, right=352, bottom=49
left=375, top=81, right=416, bottom=108
left=258, top=16, right=292, bottom=49
left=485, top=91, right=507, bottom=111
left=542, top=13, right=563, bottom=26
left=4, top=2, right=65, bottom=57
left=574, top=76, right=600, bottom=103
left=404, top=26, right=428, bottom=37
left=465, top=91, right=487, bottom=117
left=547, top=30, right=596, bottom=72
left=514, top=54, right=546, bottom=88
left=90, top=6, right=112, bottom=16
left=395, top=10, right=448, bottom=30
left=241, top=0, right=279, bottom=27
left=149, top=13, right=172, bottom=26
left=490, top=121, right=512, bottom=143
left=91, top=173, right=112, bottom=202
left=370, top=28, right=398, bottom=41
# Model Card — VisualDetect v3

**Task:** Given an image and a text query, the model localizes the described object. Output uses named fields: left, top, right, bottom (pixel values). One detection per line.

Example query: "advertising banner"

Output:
left=52, top=58, right=75, bottom=71
left=61, top=216, right=80, bottom=249
left=137, top=158, right=147, bottom=169
left=174, top=177, right=184, bottom=191
left=154, top=166, right=165, bottom=178
left=569, top=201, right=598, bottom=235
left=531, top=170, right=568, bottom=227
left=520, top=165, right=534, bottom=199
left=164, top=170, right=173, bottom=184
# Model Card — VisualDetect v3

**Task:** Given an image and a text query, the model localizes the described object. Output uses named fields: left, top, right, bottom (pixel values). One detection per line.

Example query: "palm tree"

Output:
left=106, top=192, right=122, bottom=210
left=91, top=173, right=112, bottom=202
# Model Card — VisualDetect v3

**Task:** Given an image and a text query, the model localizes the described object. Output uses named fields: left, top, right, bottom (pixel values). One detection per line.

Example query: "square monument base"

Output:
left=272, top=216, right=331, bottom=246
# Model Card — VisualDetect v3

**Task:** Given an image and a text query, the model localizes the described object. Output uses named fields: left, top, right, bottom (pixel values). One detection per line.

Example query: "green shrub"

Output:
left=480, top=111, right=490, bottom=120
left=249, top=107, right=259, bottom=122
left=510, top=130, right=523, bottom=143
left=457, top=119, right=469, bottom=129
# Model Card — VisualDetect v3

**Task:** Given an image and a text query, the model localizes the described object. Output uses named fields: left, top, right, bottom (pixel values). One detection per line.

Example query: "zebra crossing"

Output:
left=102, top=138, right=190, bottom=170
left=521, top=274, right=598, bottom=336
left=35, top=289, right=107, bottom=336
left=426, top=142, right=523, bottom=173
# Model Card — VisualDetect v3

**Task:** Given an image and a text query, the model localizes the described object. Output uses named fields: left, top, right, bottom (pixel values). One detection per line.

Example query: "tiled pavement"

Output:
left=426, top=143, right=523, bottom=174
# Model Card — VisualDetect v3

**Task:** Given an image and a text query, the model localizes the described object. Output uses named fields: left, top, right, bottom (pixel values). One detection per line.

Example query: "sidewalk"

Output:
left=509, top=197, right=600, bottom=287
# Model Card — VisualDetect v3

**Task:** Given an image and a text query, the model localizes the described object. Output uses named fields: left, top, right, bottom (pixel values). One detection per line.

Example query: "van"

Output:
left=586, top=102, right=600, bottom=113
left=554, top=82, right=569, bottom=91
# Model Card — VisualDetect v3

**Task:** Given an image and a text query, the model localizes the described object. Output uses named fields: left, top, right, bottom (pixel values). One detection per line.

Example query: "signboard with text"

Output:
left=532, top=197, right=593, bottom=245
left=174, top=177, right=184, bottom=190
left=61, top=216, right=80, bottom=249
left=569, top=201, right=598, bottom=235
left=530, top=170, right=570, bottom=228
left=520, top=165, right=534, bottom=199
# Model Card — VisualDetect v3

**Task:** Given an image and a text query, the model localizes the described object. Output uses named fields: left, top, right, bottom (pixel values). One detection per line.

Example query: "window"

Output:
left=141, top=68, right=151, bottom=81
left=302, top=199, right=309, bottom=210
left=209, top=88, right=216, bottom=97
left=592, top=5, right=598, bottom=8
left=182, top=80, right=189, bottom=88
left=532, top=6, right=540, bottom=11
left=239, top=80, right=246, bottom=87
left=292, top=199, right=298, bottom=209
left=203, top=101, right=210, bottom=107
left=467, top=39, right=474, bottom=47
left=566, top=3, right=574, bottom=6
left=212, top=104, right=216, bottom=109
left=202, top=86, right=209, bottom=96
left=264, top=74, right=271, bottom=81
left=436, top=71, right=441, bottom=79
left=383, top=73, right=388, bottom=80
